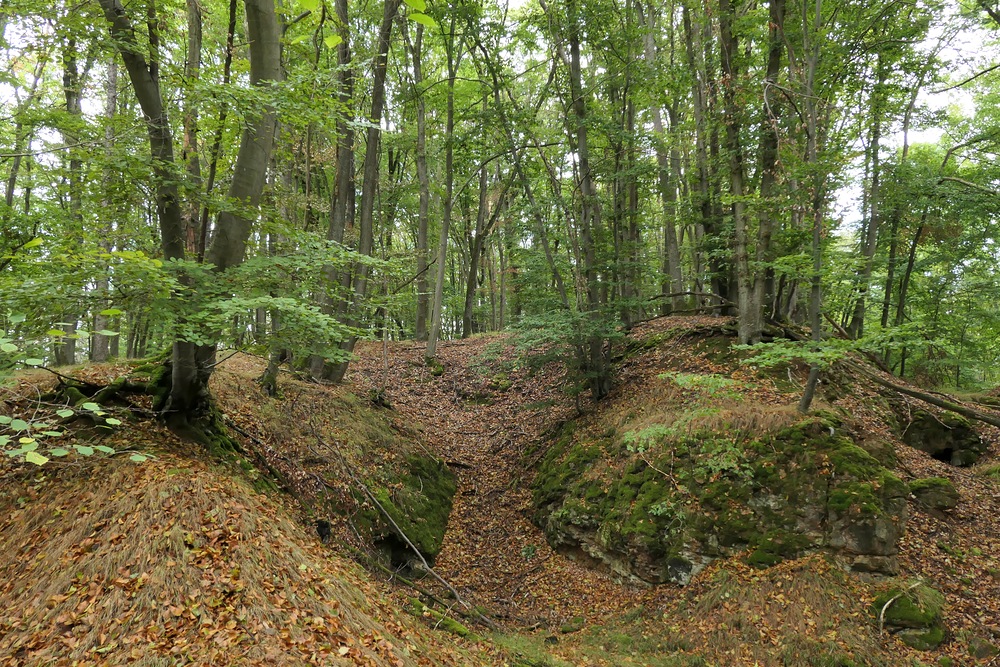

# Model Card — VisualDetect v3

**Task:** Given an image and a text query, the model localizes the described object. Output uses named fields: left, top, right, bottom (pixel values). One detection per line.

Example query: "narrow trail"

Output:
left=348, top=336, right=654, bottom=627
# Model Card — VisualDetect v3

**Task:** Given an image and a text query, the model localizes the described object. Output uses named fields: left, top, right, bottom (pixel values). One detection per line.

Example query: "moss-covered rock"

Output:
left=908, top=477, right=959, bottom=511
left=968, top=636, right=999, bottom=659
left=871, top=583, right=947, bottom=651
left=902, top=410, right=986, bottom=467
left=533, top=412, right=907, bottom=584
left=358, top=454, right=456, bottom=567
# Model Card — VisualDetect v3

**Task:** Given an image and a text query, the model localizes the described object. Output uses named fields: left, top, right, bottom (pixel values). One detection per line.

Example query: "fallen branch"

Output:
left=878, top=581, right=924, bottom=633
left=846, top=361, right=1000, bottom=429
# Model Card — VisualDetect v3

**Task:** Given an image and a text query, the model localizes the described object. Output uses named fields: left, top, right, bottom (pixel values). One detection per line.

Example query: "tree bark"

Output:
left=328, top=0, right=401, bottom=380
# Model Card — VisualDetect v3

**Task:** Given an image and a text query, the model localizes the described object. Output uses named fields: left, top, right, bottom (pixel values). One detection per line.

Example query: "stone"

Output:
left=909, top=477, right=959, bottom=511
left=902, top=410, right=986, bottom=467
left=533, top=414, right=908, bottom=584
left=968, top=636, right=999, bottom=660
left=871, top=583, right=947, bottom=652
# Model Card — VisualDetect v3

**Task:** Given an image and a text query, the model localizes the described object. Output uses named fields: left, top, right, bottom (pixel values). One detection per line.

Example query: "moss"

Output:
left=364, top=454, right=456, bottom=561
left=908, top=477, right=956, bottom=494
left=535, top=410, right=905, bottom=581
left=872, top=585, right=944, bottom=628
left=898, top=625, right=946, bottom=651
left=977, top=464, right=1000, bottom=480
left=406, top=598, right=478, bottom=640
left=747, top=531, right=813, bottom=567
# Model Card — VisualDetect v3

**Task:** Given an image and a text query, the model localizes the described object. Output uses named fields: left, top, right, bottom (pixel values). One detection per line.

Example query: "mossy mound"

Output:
left=534, top=412, right=907, bottom=584
left=871, top=583, right=947, bottom=651
left=908, top=477, right=959, bottom=511
left=358, top=453, right=457, bottom=568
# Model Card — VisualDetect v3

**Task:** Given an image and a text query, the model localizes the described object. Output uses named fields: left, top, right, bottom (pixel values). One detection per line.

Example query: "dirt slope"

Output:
left=0, top=375, right=498, bottom=667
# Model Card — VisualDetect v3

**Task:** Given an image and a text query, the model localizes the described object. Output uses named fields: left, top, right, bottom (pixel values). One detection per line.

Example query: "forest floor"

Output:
left=1, top=315, right=999, bottom=666
left=343, top=316, right=1000, bottom=666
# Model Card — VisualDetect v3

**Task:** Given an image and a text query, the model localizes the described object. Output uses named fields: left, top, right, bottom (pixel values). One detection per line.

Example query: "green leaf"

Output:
left=81, top=402, right=102, bottom=412
left=130, top=453, right=148, bottom=463
left=95, top=445, right=116, bottom=454
left=22, top=237, right=43, bottom=249
left=0, top=416, right=11, bottom=424
left=18, top=437, right=35, bottom=445
left=403, top=0, right=426, bottom=10
left=299, top=0, right=319, bottom=11
left=25, top=450, right=48, bottom=465
left=42, top=431, right=63, bottom=437
left=1, top=342, right=18, bottom=353
left=104, top=417, right=122, bottom=426
left=0, top=435, right=9, bottom=445
left=8, top=313, right=26, bottom=324
left=49, top=448, right=70, bottom=457
left=21, top=441, right=37, bottom=451
left=99, top=308, right=124, bottom=316
left=24, top=358, right=44, bottom=366
left=324, top=34, right=343, bottom=49
left=5, top=448, right=24, bottom=457
left=408, top=12, right=437, bottom=28
left=74, top=445, right=94, bottom=456
left=56, top=409, right=75, bottom=418
left=10, top=419, right=29, bottom=431
left=96, top=330, right=119, bottom=337
left=46, top=329, right=66, bottom=337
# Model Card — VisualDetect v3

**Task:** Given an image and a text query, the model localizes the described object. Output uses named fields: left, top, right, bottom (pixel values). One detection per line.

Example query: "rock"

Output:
left=357, top=454, right=457, bottom=568
left=898, top=626, right=946, bottom=651
left=968, top=636, right=1000, bottom=659
left=908, top=477, right=959, bottom=511
left=902, top=410, right=986, bottom=467
left=559, top=617, right=585, bottom=634
left=534, top=414, right=908, bottom=584
left=872, top=583, right=947, bottom=652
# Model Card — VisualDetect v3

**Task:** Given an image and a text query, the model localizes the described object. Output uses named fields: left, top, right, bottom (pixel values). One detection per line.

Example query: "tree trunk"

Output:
left=92, top=62, right=119, bottom=363
left=846, top=54, right=887, bottom=339
left=100, top=0, right=281, bottom=431
left=327, top=0, right=400, bottom=381
left=404, top=22, right=431, bottom=341
left=427, top=15, right=461, bottom=360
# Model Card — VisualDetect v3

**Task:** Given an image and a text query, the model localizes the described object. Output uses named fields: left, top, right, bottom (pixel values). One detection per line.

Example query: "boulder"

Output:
left=871, top=583, right=947, bottom=651
left=357, top=453, right=457, bottom=569
left=534, top=414, right=908, bottom=584
left=908, top=477, right=959, bottom=511
left=902, top=410, right=986, bottom=467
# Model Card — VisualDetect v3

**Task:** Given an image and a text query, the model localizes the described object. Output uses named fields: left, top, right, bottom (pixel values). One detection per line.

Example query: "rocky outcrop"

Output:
left=357, top=454, right=457, bottom=568
left=534, top=414, right=907, bottom=585
left=902, top=410, right=986, bottom=466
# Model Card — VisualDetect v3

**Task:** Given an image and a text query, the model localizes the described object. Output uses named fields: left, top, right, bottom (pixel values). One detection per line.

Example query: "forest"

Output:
left=2, top=0, right=1000, bottom=665
left=2, top=0, right=999, bottom=401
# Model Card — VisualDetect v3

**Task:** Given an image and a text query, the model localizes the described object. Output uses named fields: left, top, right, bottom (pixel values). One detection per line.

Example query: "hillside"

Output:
left=2, top=316, right=999, bottom=666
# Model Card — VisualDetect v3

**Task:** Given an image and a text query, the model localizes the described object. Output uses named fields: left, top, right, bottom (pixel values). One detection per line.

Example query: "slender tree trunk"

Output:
left=641, top=2, right=683, bottom=313
left=846, top=54, right=887, bottom=339
left=754, top=0, right=785, bottom=328
left=798, top=0, right=825, bottom=414
left=328, top=0, right=401, bottom=381
left=405, top=23, right=431, bottom=341
left=427, top=16, right=461, bottom=360
left=566, top=0, right=610, bottom=399
left=54, top=38, right=85, bottom=366
left=92, top=62, right=119, bottom=362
